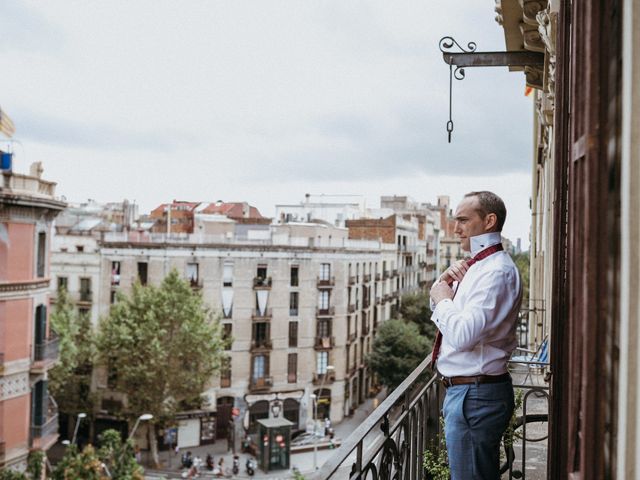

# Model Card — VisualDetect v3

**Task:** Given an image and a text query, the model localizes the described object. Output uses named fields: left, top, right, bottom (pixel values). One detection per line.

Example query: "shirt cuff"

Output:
left=432, top=298, right=453, bottom=326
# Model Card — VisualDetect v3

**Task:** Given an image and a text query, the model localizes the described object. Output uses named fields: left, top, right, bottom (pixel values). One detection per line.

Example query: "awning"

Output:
left=0, top=106, right=16, bottom=138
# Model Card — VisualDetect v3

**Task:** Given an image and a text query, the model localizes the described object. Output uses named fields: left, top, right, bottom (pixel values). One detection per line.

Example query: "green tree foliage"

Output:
left=51, top=444, right=106, bottom=480
left=512, top=252, right=530, bottom=303
left=0, top=470, right=27, bottom=480
left=97, top=269, right=225, bottom=465
left=97, top=429, right=144, bottom=480
left=368, top=319, right=430, bottom=390
left=49, top=287, right=96, bottom=426
left=398, top=292, right=437, bottom=342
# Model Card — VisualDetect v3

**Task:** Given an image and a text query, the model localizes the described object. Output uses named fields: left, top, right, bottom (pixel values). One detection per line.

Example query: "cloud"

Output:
left=0, top=0, right=65, bottom=53
left=12, top=108, right=199, bottom=152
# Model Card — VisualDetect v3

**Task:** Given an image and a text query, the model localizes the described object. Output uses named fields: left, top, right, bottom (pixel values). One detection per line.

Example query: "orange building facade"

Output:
left=0, top=162, right=65, bottom=469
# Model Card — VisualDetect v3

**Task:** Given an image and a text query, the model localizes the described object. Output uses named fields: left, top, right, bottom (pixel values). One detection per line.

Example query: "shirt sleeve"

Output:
left=431, top=269, right=513, bottom=351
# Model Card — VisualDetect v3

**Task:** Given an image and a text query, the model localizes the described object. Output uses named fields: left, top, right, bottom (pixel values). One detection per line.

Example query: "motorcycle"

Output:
left=232, top=455, right=239, bottom=475
left=246, top=457, right=256, bottom=476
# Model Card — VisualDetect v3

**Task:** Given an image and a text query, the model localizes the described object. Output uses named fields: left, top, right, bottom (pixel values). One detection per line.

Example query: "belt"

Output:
left=440, top=372, right=511, bottom=388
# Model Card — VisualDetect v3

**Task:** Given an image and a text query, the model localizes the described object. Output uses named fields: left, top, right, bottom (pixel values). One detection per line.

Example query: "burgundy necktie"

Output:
left=429, top=243, right=504, bottom=369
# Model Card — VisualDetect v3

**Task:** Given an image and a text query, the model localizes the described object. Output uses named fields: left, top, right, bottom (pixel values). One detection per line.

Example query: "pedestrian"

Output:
left=429, top=191, right=522, bottom=480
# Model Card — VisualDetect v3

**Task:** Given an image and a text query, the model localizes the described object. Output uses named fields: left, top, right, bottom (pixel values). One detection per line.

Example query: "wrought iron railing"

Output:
left=312, top=357, right=444, bottom=480
left=34, top=336, right=59, bottom=362
left=313, top=356, right=550, bottom=480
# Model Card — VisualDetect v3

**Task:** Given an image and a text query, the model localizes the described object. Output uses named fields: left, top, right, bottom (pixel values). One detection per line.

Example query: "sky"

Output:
left=0, top=1, right=533, bottom=246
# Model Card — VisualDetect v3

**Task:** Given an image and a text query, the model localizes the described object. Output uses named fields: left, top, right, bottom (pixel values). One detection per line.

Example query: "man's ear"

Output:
left=485, top=213, right=498, bottom=232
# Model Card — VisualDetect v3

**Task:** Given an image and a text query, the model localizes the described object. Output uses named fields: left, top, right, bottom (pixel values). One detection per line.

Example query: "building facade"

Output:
left=0, top=161, right=65, bottom=469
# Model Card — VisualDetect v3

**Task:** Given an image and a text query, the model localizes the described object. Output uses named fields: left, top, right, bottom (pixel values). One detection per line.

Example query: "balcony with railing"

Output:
left=251, top=308, right=273, bottom=320
left=363, top=273, right=372, bottom=283
left=249, top=376, right=273, bottom=392
left=317, top=276, right=335, bottom=288
left=375, top=273, right=382, bottom=281
left=317, top=306, right=336, bottom=317
left=348, top=275, right=357, bottom=286
left=312, top=333, right=550, bottom=479
left=250, top=338, right=273, bottom=351
left=31, top=397, right=59, bottom=450
left=347, top=304, right=356, bottom=314
left=253, top=276, right=273, bottom=289
left=313, top=371, right=336, bottom=385
left=31, top=336, right=60, bottom=373
left=314, top=336, right=335, bottom=350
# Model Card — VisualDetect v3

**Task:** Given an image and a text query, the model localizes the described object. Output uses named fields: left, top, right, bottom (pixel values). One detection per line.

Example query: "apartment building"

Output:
left=0, top=159, right=65, bottom=469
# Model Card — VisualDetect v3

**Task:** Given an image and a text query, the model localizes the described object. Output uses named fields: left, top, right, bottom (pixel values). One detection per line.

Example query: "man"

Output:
left=430, top=191, right=522, bottom=480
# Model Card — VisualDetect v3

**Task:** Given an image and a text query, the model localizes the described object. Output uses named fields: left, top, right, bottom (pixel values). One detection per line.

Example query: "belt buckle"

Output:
left=440, top=376, right=451, bottom=388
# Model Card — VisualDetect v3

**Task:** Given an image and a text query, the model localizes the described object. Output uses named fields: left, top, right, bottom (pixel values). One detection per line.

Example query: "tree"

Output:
left=368, top=319, right=430, bottom=390
left=97, top=429, right=144, bottom=480
left=398, top=292, right=437, bottom=342
left=51, top=444, right=107, bottom=480
left=512, top=252, right=530, bottom=303
left=97, top=270, right=225, bottom=466
left=49, top=287, right=96, bottom=437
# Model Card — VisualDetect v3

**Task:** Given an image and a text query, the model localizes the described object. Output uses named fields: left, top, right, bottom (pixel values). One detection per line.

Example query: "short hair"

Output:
left=464, top=191, right=507, bottom=232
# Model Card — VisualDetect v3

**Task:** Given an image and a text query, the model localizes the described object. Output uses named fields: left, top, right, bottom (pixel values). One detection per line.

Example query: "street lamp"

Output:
left=72, top=412, right=87, bottom=445
left=312, top=364, right=334, bottom=470
left=128, top=413, right=153, bottom=441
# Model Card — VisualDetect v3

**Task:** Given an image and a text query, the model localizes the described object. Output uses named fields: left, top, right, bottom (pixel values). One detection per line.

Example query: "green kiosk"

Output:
left=256, top=417, right=294, bottom=472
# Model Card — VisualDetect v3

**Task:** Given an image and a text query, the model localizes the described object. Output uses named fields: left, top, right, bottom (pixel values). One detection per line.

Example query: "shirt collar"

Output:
left=470, top=232, right=502, bottom=257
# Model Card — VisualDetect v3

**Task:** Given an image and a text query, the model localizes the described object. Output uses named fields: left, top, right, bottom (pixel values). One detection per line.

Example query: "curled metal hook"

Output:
left=438, top=36, right=477, bottom=54
left=453, top=66, right=466, bottom=81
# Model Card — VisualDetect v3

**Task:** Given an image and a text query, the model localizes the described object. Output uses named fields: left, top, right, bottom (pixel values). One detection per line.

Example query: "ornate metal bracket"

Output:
left=439, top=36, right=545, bottom=143
left=439, top=36, right=477, bottom=143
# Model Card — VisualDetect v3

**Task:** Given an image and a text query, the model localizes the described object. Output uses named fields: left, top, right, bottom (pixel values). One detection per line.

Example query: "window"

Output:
left=290, top=266, right=299, bottom=287
left=223, top=262, right=233, bottom=287
left=317, top=319, right=331, bottom=338
left=252, top=322, right=269, bottom=346
left=287, top=353, right=297, bottom=383
left=220, top=357, right=231, bottom=388
left=288, top=322, right=298, bottom=347
left=252, top=355, right=268, bottom=380
left=78, top=307, right=90, bottom=318
left=223, top=323, right=232, bottom=350
left=76, top=245, right=84, bottom=252
left=80, top=278, right=92, bottom=302
left=111, top=261, right=121, bottom=286
left=57, top=277, right=68, bottom=292
left=318, top=291, right=330, bottom=310
left=257, top=265, right=267, bottom=280
left=186, top=263, right=199, bottom=287
left=36, top=232, right=46, bottom=277
left=346, top=345, right=350, bottom=371
left=137, top=262, right=148, bottom=285
left=320, top=263, right=331, bottom=281
left=316, top=351, right=328, bottom=374
left=289, top=292, right=299, bottom=316
left=110, top=290, right=117, bottom=304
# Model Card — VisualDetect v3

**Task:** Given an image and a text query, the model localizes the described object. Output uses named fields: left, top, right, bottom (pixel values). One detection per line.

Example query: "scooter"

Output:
left=232, top=455, right=239, bottom=475
left=246, top=457, right=256, bottom=476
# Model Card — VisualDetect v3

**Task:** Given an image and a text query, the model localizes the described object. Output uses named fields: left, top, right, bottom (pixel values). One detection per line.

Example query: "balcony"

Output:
left=348, top=275, right=357, bottom=285
left=253, top=276, right=272, bottom=289
left=251, top=308, right=272, bottom=320
left=313, top=347, right=549, bottom=479
left=79, top=290, right=92, bottom=303
left=313, top=371, right=336, bottom=385
left=347, top=332, right=357, bottom=344
left=32, top=336, right=59, bottom=373
left=314, top=336, right=335, bottom=350
left=392, top=269, right=399, bottom=277
left=31, top=398, right=59, bottom=450
left=361, top=322, right=370, bottom=335
left=347, top=304, right=356, bottom=314
left=375, top=273, right=382, bottom=281
left=363, top=274, right=371, bottom=283
left=250, top=338, right=273, bottom=351
left=317, top=276, right=335, bottom=288
left=317, top=306, right=335, bottom=317
left=249, top=376, right=273, bottom=392
left=383, top=271, right=390, bottom=280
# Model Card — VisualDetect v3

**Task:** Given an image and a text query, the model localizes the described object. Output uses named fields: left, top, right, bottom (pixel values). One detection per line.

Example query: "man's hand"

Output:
left=439, top=259, right=470, bottom=284
left=430, top=280, right=455, bottom=304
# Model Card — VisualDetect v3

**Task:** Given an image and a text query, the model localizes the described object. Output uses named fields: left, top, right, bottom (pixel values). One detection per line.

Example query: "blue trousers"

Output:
left=442, top=379, right=514, bottom=480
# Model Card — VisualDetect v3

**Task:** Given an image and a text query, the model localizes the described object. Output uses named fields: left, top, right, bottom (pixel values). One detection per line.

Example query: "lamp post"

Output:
left=312, top=364, right=334, bottom=470
left=128, top=413, right=153, bottom=441
left=71, top=412, right=87, bottom=445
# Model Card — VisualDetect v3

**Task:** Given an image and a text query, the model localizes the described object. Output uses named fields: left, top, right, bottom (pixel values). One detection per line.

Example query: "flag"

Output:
left=525, top=86, right=534, bottom=97
left=0, top=106, right=16, bottom=138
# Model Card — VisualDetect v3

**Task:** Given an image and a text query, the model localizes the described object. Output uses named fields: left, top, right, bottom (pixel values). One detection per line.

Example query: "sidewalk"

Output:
left=144, top=390, right=387, bottom=480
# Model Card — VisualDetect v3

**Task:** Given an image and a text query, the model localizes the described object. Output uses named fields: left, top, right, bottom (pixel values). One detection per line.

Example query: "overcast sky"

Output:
left=0, top=1, right=533, bottom=246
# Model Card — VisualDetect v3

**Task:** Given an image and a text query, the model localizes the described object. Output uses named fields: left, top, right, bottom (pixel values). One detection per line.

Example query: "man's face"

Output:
left=453, top=196, right=494, bottom=252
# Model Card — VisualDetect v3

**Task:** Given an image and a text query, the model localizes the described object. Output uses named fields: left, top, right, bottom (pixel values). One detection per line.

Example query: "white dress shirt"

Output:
left=431, top=232, right=522, bottom=377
